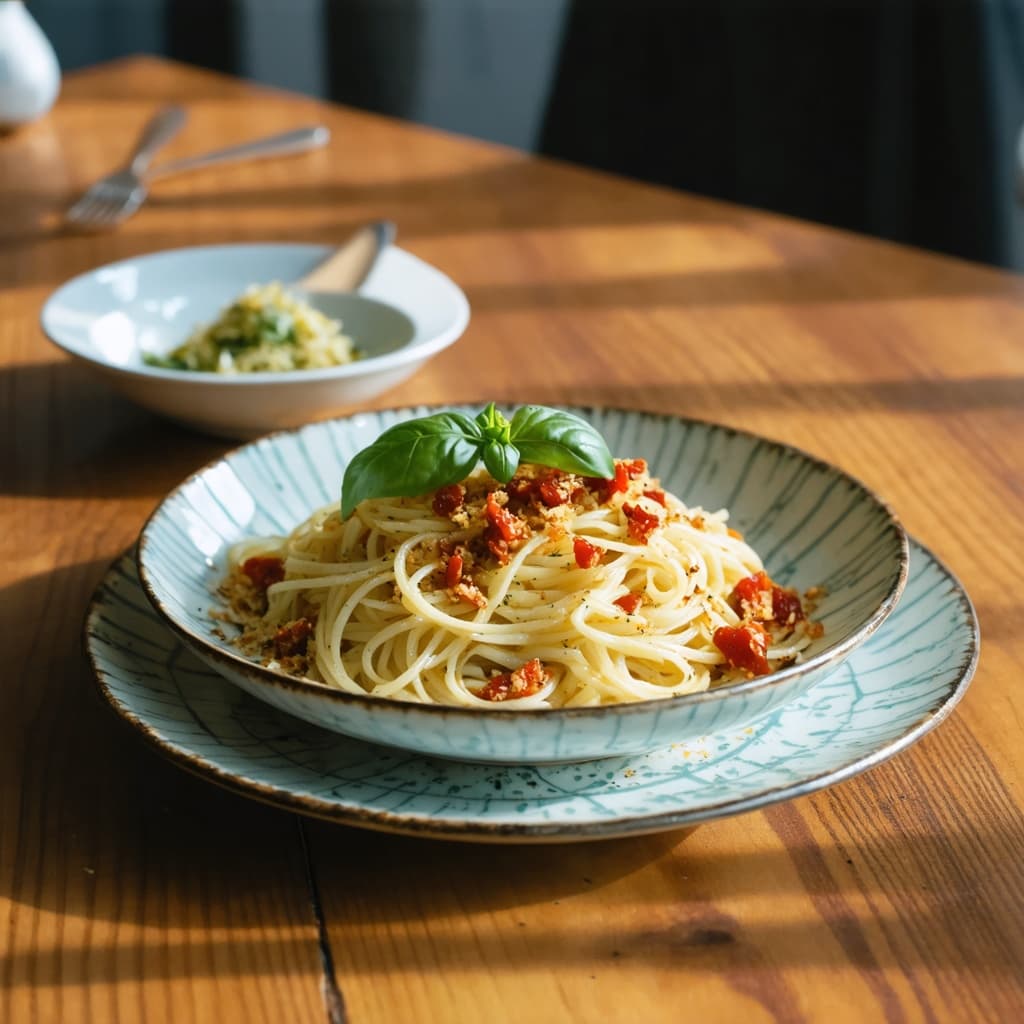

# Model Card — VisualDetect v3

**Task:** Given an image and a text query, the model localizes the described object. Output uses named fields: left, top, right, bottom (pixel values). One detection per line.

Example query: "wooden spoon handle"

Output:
left=298, top=221, right=396, bottom=293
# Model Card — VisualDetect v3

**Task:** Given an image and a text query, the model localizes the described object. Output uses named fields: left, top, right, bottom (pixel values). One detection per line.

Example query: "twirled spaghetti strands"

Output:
left=221, top=460, right=819, bottom=708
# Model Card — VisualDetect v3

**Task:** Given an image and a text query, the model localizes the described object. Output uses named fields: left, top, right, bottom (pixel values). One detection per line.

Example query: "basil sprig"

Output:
left=340, top=404, right=615, bottom=518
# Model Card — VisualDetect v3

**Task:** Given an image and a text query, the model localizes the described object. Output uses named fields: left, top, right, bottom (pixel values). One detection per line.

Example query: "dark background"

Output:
left=31, top=0, right=1024, bottom=269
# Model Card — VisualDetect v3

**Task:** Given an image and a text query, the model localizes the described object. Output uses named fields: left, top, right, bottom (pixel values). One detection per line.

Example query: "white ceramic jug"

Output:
left=0, top=1, right=60, bottom=129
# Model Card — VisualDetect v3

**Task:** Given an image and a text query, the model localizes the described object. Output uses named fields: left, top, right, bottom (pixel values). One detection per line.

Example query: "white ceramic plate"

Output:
left=86, top=539, right=977, bottom=842
left=136, top=406, right=908, bottom=762
left=40, top=243, right=470, bottom=437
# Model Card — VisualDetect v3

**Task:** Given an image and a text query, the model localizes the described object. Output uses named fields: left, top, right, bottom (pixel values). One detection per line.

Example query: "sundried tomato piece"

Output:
left=623, top=502, right=662, bottom=543
left=729, top=571, right=805, bottom=626
left=538, top=475, right=569, bottom=508
left=484, top=492, right=530, bottom=564
left=487, top=535, right=510, bottom=564
left=505, top=476, right=536, bottom=503
left=573, top=536, right=605, bottom=569
left=583, top=476, right=613, bottom=502
left=445, top=552, right=464, bottom=588
left=586, top=459, right=649, bottom=504
left=729, top=571, right=772, bottom=616
left=614, top=592, right=643, bottom=615
left=273, top=618, right=314, bottom=658
left=771, top=585, right=805, bottom=626
left=732, top=571, right=770, bottom=603
left=713, top=623, right=771, bottom=676
left=476, top=658, right=550, bottom=702
left=432, top=484, right=465, bottom=518
left=485, top=493, right=528, bottom=542
left=241, top=556, right=285, bottom=591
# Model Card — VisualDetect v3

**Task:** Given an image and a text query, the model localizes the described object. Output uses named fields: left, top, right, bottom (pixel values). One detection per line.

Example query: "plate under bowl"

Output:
left=88, top=537, right=971, bottom=841
left=136, top=406, right=908, bottom=763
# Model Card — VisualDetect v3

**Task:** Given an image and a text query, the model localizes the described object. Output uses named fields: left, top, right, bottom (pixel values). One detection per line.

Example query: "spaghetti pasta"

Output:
left=219, top=458, right=821, bottom=708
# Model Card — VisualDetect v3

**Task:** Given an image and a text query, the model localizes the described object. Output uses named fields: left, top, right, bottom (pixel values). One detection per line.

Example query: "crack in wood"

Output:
left=298, top=818, right=348, bottom=1024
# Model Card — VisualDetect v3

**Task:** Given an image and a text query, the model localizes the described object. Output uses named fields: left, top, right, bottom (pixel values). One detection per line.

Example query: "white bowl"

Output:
left=137, top=406, right=909, bottom=764
left=41, top=243, right=470, bottom=438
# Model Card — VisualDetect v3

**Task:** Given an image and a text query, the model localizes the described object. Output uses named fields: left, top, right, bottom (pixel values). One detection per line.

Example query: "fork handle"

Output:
left=148, top=126, right=330, bottom=180
left=128, top=105, right=187, bottom=175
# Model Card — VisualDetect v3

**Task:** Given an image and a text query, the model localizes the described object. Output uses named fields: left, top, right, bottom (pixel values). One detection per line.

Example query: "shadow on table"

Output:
left=0, top=212, right=83, bottom=253
left=9, top=160, right=1024, bottom=308
left=465, top=264, right=1024, bottom=310
left=2, top=361, right=229, bottom=499
left=0, top=557, right=331, bottom=988
left=515, top=375, right=1024, bottom=416
left=0, top=158, right=730, bottom=286
left=139, top=160, right=732, bottom=224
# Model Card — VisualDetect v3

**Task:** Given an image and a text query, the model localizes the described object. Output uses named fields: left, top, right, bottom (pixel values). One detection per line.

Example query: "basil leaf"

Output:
left=475, top=402, right=512, bottom=444
left=482, top=440, right=519, bottom=483
left=339, top=404, right=618, bottom=518
left=509, top=406, right=615, bottom=478
left=341, top=412, right=483, bottom=517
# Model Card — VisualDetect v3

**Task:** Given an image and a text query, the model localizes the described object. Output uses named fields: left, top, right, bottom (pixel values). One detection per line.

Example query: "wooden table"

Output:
left=3, top=57, right=1022, bottom=1023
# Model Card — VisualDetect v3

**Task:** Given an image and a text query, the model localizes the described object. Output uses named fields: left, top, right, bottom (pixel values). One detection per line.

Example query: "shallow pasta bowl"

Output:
left=40, top=243, right=470, bottom=438
left=137, top=406, right=908, bottom=764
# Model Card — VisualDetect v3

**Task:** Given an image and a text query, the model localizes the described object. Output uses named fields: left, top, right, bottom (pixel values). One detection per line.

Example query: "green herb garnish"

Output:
left=255, top=308, right=296, bottom=346
left=142, top=352, right=188, bottom=370
left=340, top=403, right=614, bottom=518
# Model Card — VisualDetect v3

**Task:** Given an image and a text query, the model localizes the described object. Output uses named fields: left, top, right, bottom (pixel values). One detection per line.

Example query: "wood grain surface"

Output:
left=2, top=57, right=1022, bottom=1024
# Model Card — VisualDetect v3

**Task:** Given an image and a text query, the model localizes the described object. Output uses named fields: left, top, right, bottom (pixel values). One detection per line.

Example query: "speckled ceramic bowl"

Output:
left=137, top=406, right=908, bottom=764
left=41, top=244, right=469, bottom=438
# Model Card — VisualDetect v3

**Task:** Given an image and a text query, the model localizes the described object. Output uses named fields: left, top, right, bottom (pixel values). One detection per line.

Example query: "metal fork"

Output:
left=67, top=117, right=331, bottom=230
left=66, top=105, right=187, bottom=228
